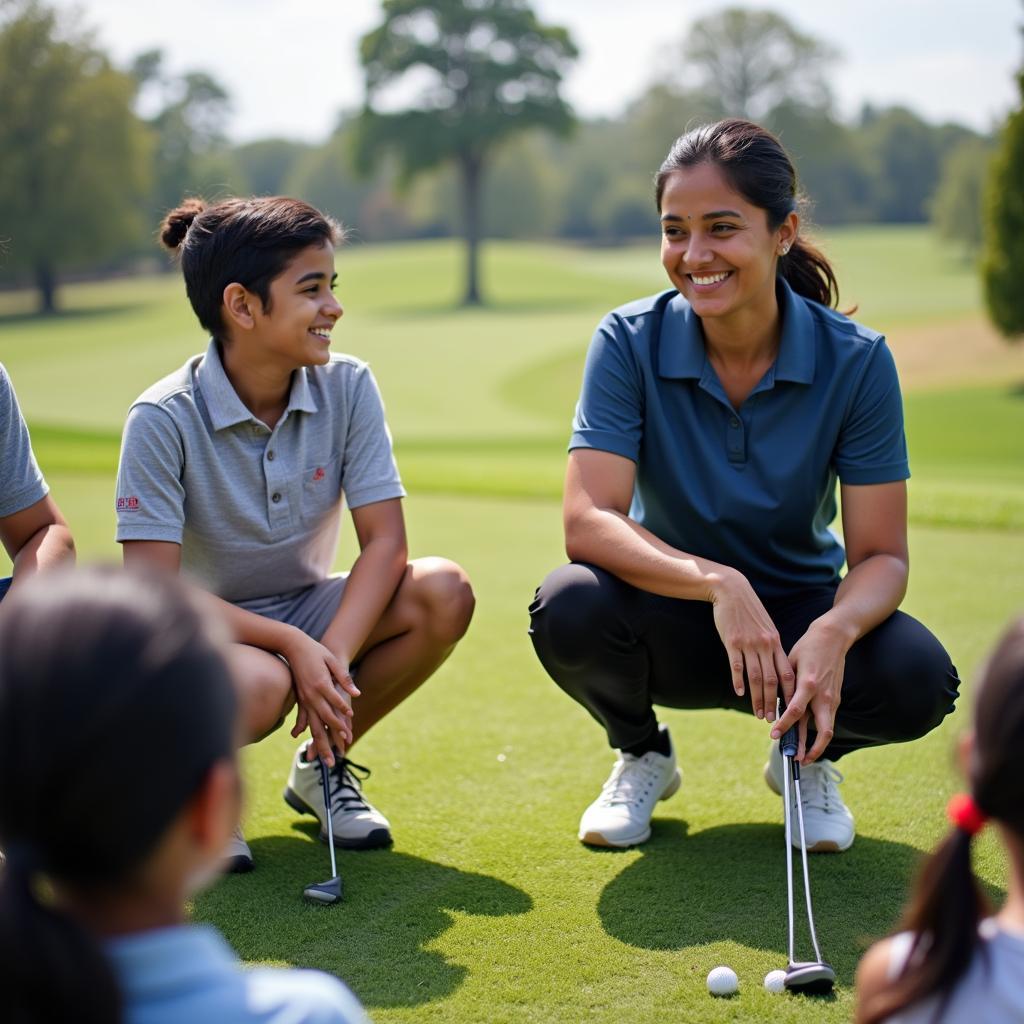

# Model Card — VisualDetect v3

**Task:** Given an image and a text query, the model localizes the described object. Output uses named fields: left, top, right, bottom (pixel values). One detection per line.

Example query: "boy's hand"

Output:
left=281, top=630, right=360, bottom=766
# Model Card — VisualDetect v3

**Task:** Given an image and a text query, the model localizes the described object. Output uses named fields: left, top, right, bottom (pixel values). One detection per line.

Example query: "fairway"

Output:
left=2, top=229, right=1023, bottom=1023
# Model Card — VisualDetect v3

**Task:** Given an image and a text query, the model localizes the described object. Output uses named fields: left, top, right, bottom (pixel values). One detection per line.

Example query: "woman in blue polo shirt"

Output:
left=529, top=118, right=959, bottom=851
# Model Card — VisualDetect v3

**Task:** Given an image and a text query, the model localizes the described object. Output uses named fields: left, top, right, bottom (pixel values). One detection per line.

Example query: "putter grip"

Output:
left=778, top=699, right=798, bottom=759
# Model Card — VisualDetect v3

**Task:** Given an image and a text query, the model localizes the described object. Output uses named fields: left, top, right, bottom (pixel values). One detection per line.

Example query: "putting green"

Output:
left=0, top=231, right=1021, bottom=1022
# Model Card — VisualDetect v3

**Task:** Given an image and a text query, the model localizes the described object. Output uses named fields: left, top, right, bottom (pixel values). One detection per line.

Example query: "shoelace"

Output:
left=597, top=755, right=662, bottom=808
left=797, top=761, right=844, bottom=813
left=327, top=758, right=372, bottom=813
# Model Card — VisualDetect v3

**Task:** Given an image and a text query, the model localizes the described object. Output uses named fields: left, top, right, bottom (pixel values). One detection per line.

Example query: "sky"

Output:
left=52, top=0, right=1022, bottom=142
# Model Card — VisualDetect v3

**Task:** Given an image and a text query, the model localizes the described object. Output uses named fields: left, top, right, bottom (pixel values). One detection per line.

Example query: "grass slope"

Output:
left=1, top=229, right=1022, bottom=1022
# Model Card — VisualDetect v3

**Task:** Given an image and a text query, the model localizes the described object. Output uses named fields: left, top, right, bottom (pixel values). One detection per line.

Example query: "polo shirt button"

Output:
left=271, top=492, right=281, bottom=503
left=267, top=450, right=275, bottom=461
left=730, top=418, right=740, bottom=428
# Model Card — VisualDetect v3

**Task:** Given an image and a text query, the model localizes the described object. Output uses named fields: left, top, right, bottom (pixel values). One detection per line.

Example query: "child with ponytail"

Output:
left=0, top=567, right=368, bottom=1024
left=856, top=617, right=1024, bottom=1023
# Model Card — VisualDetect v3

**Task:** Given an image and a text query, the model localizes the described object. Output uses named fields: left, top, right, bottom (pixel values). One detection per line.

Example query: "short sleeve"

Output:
left=569, top=316, right=644, bottom=462
left=248, top=967, right=372, bottom=1023
left=0, top=364, right=48, bottom=518
left=115, top=404, right=187, bottom=543
left=833, top=339, right=910, bottom=485
left=339, top=365, right=405, bottom=510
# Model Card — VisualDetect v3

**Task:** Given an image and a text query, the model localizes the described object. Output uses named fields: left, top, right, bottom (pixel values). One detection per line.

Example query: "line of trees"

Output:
left=0, top=0, right=1015, bottom=324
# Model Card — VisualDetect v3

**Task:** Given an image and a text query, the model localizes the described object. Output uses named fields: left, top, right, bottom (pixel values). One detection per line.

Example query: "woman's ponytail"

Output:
left=779, top=236, right=839, bottom=310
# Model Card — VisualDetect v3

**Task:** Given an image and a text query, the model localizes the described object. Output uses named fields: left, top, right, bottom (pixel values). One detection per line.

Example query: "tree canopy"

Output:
left=682, top=7, right=838, bottom=119
left=353, top=0, right=578, bottom=304
left=0, top=0, right=150, bottom=311
left=982, top=49, right=1024, bottom=339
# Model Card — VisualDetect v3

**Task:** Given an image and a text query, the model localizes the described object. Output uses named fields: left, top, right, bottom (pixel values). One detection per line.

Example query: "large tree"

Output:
left=682, top=7, right=837, bottom=119
left=982, top=32, right=1024, bottom=339
left=354, top=0, right=577, bottom=305
left=0, top=0, right=150, bottom=312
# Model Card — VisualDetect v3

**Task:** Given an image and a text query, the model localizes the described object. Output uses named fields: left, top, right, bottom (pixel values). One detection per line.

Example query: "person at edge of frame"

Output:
left=115, top=195, right=474, bottom=873
left=528, top=118, right=959, bottom=854
left=856, top=617, right=1024, bottom=1024
left=0, top=566, right=370, bottom=1024
left=0, top=361, right=75, bottom=604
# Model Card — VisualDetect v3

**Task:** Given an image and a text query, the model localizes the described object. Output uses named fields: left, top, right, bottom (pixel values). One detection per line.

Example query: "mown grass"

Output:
left=1, top=229, right=1022, bottom=1023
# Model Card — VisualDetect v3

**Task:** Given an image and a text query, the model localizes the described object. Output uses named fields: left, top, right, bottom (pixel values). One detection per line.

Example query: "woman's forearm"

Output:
left=566, top=505, right=738, bottom=603
left=813, top=553, right=909, bottom=650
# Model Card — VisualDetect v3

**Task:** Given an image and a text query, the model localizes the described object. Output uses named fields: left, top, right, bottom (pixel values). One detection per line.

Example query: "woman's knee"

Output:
left=528, top=563, right=626, bottom=670
left=851, top=614, right=960, bottom=742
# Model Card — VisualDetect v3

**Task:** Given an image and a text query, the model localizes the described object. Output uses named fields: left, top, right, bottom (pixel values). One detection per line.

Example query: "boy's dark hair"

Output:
left=655, top=118, right=840, bottom=309
left=860, top=617, right=1024, bottom=1024
left=160, top=196, right=343, bottom=341
left=0, top=567, right=238, bottom=1024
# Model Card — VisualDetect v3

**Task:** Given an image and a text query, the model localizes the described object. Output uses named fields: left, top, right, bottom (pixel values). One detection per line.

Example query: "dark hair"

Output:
left=0, top=567, right=237, bottom=1024
left=860, top=617, right=1024, bottom=1024
left=160, top=195, right=343, bottom=341
left=655, top=118, right=840, bottom=309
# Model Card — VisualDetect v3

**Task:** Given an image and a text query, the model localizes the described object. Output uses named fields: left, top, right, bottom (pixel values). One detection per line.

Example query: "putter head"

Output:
left=785, top=961, right=835, bottom=994
left=303, top=875, right=343, bottom=906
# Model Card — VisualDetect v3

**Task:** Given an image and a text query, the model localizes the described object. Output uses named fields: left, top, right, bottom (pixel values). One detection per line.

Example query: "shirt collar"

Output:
left=105, top=924, right=237, bottom=999
left=196, top=340, right=320, bottom=431
left=657, top=278, right=816, bottom=384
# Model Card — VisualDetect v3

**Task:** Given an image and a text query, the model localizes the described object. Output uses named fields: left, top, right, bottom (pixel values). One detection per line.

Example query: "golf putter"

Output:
left=302, top=755, right=343, bottom=905
left=778, top=702, right=835, bottom=994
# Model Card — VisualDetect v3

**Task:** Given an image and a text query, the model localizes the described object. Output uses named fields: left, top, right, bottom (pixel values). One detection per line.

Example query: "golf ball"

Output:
left=764, top=969, right=787, bottom=993
left=706, top=966, right=738, bottom=996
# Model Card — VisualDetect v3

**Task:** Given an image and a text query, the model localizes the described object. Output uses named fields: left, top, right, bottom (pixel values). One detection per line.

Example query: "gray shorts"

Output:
left=234, top=575, right=349, bottom=641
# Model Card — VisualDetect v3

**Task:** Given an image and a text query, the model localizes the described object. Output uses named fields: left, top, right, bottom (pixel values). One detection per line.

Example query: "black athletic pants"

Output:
left=528, top=563, right=960, bottom=761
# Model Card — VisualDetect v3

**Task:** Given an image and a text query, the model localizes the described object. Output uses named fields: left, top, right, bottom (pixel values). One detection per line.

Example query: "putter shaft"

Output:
left=320, top=756, right=338, bottom=878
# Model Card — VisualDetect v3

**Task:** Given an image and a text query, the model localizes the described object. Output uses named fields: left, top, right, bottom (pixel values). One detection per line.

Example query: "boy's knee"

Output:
left=412, top=557, right=475, bottom=644
left=227, top=646, right=294, bottom=742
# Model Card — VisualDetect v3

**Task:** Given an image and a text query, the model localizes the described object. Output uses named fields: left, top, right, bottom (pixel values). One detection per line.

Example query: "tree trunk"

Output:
left=458, top=153, right=484, bottom=306
left=36, top=261, right=57, bottom=315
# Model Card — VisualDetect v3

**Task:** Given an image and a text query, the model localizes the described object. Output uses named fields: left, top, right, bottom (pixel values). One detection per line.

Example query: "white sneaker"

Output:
left=578, top=726, right=682, bottom=848
left=222, top=824, right=254, bottom=873
left=764, top=742, right=855, bottom=852
left=283, top=743, right=392, bottom=850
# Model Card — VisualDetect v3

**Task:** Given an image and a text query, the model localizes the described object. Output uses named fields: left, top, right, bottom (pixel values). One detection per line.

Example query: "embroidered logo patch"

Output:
left=117, top=496, right=140, bottom=511
left=312, top=467, right=326, bottom=482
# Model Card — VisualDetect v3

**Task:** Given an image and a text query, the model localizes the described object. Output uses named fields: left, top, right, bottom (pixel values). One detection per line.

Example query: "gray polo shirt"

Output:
left=115, top=341, right=405, bottom=603
left=1, top=362, right=48, bottom=518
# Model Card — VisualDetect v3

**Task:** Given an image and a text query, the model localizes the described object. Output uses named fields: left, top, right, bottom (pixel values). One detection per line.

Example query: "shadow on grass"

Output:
left=195, top=827, right=532, bottom=1010
left=595, top=820, right=1005, bottom=989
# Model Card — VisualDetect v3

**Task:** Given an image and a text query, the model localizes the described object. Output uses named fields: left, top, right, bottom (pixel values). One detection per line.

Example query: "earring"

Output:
left=779, top=245, right=790, bottom=256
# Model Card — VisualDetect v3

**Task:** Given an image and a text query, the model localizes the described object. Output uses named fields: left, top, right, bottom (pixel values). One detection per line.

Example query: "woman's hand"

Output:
left=281, top=628, right=360, bottom=766
left=711, top=569, right=795, bottom=722
left=771, top=618, right=853, bottom=763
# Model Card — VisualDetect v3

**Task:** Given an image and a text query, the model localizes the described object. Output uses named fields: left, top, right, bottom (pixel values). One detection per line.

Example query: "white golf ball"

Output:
left=706, top=965, right=738, bottom=996
left=764, top=969, right=787, bottom=993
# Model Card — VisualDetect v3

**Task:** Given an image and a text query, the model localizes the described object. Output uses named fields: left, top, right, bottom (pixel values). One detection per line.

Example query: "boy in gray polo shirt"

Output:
left=116, top=196, right=474, bottom=871
left=0, top=363, right=75, bottom=600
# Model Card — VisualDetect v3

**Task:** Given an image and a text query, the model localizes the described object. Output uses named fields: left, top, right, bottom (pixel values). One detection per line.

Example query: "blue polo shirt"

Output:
left=570, top=280, right=909, bottom=597
left=105, top=924, right=369, bottom=1024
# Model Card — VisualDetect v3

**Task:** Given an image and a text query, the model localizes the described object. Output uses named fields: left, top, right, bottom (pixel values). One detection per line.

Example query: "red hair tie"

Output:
left=947, top=793, right=987, bottom=836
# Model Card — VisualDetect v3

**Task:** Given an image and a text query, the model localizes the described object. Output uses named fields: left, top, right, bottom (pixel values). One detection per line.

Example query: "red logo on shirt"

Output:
left=117, top=496, right=140, bottom=511
left=312, top=467, right=325, bottom=482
